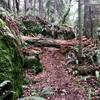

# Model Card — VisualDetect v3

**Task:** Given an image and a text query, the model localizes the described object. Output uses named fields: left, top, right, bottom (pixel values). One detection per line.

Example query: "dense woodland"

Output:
left=0, top=0, right=100, bottom=100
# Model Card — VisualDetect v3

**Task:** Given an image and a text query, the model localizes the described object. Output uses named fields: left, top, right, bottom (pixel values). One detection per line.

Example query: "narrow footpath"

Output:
left=24, top=47, right=87, bottom=100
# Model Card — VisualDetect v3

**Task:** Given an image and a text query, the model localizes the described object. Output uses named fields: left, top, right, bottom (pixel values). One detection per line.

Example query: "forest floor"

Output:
left=23, top=47, right=87, bottom=100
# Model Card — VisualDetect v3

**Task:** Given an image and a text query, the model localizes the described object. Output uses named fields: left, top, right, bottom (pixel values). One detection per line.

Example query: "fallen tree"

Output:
left=21, top=36, right=94, bottom=48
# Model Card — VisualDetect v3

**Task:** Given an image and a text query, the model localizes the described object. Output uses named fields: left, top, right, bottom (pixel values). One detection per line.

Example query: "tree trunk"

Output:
left=21, top=36, right=77, bottom=48
left=38, top=0, right=45, bottom=18
left=13, top=0, right=16, bottom=12
left=24, top=0, right=26, bottom=12
left=29, top=0, right=33, bottom=10
left=24, top=0, right=33, bottom=14
left=78, top=0, right=82, bottom=58
left=15, top=0, right=20, bottom=14
left=55, top=0, right=65, bottom=21
left=8, top=0, right=11, bottom=10
left=34, top=0, right=36, bottom=16
left=62, top=0, right=72, bottom=24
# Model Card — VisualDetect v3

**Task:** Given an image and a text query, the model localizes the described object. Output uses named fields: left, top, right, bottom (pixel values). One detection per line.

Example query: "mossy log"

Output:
left=74, top=65, right=100, bottom=75
left=21, top=36, right=93, bottom=49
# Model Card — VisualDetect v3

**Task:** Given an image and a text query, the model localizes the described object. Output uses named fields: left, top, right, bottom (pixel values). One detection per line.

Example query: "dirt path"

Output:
left=24, top=47, right=87, bottom=100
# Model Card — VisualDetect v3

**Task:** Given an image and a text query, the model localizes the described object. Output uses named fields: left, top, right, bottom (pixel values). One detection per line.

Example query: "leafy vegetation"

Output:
left=18, top=16, right=42, bottom=35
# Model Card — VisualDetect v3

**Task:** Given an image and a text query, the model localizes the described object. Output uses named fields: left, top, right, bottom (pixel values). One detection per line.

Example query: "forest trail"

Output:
left=24, top=47, right=87, bottom=100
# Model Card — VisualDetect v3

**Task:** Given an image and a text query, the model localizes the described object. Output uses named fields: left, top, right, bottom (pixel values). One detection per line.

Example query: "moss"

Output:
left=18, top=18, right=42, bottom=35
left=24, top=57, right=43, bottom=74
left=31, top=59, right=43, bottom=74
left=0, top=20, right=24, bottom=99
left=23, top=78, right=30, bottom=85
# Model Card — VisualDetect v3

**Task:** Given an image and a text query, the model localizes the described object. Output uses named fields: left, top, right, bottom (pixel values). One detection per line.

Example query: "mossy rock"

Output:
left=24, top=56, right=43, bottom=74
left=0, top=19, right=24, bottom=99
left=19, top=18, right=42, bottom=35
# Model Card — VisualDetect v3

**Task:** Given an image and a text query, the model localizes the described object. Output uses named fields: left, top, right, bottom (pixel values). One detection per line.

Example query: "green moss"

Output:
left=31, top=59, right=43, bottom=74
left=0, top=21, right=24, bottom=99
left=18, top=18, right=42, bottom=35
left=24, top=57, right=43, bottom=74
left=23, top=78, right=30, bottom=85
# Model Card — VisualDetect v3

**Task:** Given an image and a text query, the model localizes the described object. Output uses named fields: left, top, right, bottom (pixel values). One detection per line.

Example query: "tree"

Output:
left=13, top=0, right=16, bottom=12
left=15, top=0, right=20, bottom=14
left=38, top=0, right=45, bottom=18
left=0, top=0, right=9, bottom=10
left=55, top=0, right=65, bottom=21
left=8, top=0, right=11, bottom=10
left=34, top=0, right=36, bottom=16
left=45, top=0, right=56, bottom=22
left=29, top=0, right=33, bottom=11
left=78, top=0, right=82, bottom=57
left=62, top=0, right=72, bottom=24
left=24, top=0, right=33, bottom=15
left=45, top=0, right=52, bottom=21
left=24, top=0, right=27, bottom=13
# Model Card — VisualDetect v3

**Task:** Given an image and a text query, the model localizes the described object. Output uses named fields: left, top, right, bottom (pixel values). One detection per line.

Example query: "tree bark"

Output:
left=15, top=0, right=20, bottom=14
left=21, top=36, right=77, bottom=48
left=24, top=0, right=27, bottom=14
left=13, top=0, right=16, bottom=12
left=29, top=0, right=33, bottom=10
left=8, top=0, right=11, bottom=10
left=34, top=0, right=36, bottom=15
left=55, top=0, right=65, bottom=20
left=38, top=0, right=45, bottom=18
left=78, top=0, right=82, bottom=58
left=24, top=0, right=33, bottom=14
left=21, top=36, right=93, bottom=49
left=62, top=0, right=72, bottom=24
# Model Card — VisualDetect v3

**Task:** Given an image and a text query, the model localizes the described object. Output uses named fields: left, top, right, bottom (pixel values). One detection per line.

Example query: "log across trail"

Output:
left=23, top=47, right=87, bottom=100
left=21, top=36, right=93, bottom=49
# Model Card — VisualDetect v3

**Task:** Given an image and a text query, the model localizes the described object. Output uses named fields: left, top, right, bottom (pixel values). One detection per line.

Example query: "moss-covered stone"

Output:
left=0, top=19, right=24, bottom=99
left=24, top=56, right=43, bottom=74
